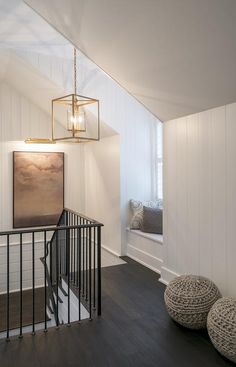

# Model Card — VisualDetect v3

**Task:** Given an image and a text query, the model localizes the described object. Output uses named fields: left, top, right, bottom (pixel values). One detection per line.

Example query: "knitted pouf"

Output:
left=207, top=298, right=236, bottom=363
left=164, top=275, right=221, bottom=329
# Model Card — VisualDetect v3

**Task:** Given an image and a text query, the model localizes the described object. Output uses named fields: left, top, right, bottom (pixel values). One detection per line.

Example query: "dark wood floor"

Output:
left=0, top=257, right=234, bottom=367
left=0, top=287, right=49, bottom=332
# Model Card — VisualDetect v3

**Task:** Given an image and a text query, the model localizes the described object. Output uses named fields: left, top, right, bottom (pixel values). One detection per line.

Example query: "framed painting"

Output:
left=13, top=151, right=64, bottom=228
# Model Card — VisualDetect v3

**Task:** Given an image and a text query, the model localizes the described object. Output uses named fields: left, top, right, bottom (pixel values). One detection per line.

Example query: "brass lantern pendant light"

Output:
left=51, top=47, right=100, bottom=143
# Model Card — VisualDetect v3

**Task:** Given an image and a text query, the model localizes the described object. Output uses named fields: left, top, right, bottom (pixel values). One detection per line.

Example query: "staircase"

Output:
left=0, top=208, right=103, bottom=340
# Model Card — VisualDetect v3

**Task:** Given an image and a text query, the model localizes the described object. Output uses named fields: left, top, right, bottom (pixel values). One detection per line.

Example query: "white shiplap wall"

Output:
left=0, top=81, right=85, bottom=291
left=17, top=49, right=161, bottom=255
left=0, top=81, right=85, bottom=232
left=163, top=103, right=236, bottom=297
left=84, top=135, right=121, bottom=256
left=0, top=241, right=45, bottom=293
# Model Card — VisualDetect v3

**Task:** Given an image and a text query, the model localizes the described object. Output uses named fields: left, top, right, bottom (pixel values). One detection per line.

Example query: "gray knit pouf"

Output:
left=207, top=298, right=236, bottom=363
left=164, top=275, right=221, bottom=329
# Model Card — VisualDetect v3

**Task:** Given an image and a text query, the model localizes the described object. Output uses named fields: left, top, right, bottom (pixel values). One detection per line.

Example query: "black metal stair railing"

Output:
left=0, top=208, right=103, bottom=341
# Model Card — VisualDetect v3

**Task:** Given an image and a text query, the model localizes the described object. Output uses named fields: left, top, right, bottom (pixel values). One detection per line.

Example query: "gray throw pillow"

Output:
left=141, top=206, right=163, bottom=234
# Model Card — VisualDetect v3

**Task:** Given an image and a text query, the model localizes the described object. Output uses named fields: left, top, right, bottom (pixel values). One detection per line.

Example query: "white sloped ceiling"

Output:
left=25, top=0, right=236, bottom=121
left=0, top=0, right=117, bottom=138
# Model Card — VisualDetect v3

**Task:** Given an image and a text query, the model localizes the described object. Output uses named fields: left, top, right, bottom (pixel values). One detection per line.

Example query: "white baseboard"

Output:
left=159, top=266, right=179, bottom=285
left=0, top=239, right=44, bottom=248
left=0, top=283, right=44, bottom=295
left=127, top=243, right=163, bottom=274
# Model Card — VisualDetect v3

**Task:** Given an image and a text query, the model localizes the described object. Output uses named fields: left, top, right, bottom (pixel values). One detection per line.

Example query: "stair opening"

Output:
left=0, top=208, right=103, bottom=340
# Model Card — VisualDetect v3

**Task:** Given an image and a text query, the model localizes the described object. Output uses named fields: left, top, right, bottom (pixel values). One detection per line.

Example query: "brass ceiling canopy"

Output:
left=25, top=47, right=100, bottom=144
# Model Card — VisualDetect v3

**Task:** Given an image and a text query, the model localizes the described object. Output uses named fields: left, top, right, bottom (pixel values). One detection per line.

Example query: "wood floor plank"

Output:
left=0, top=258, right=233, bottom=367
left=0, top=287, right=49, bottom=331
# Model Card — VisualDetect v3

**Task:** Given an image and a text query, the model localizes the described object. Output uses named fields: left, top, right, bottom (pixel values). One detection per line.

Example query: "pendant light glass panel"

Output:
left=67, top=105, right=86, bottom=132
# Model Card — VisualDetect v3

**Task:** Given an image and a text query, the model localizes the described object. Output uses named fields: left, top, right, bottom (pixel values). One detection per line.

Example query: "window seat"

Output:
left=126, top=228, right=163, bottom=274
left=126, top=228, right=163, bottom=244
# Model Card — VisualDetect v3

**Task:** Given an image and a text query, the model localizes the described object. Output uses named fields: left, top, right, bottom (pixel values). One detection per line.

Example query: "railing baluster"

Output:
left=69, top=213, right=73, bottom=281
left=50, top=241, right=52, bottom=284
left=97, top=226, right=101, bottom=316
left=66, top=228, right=71, bottom=325
left=59, top=226, right=62, bottom=277
left=93, top=226, right=96, bottom=310
left=79, top=217, right=82, bottom=298
left=65, top=211, right=69, bottom=276
left=64, top=226, right=66, bottom=276
left=6, top=234, right=10, bottom=341
left=73, top=214, right=76, bottom=285
left=82, top=218, right=85, bottom=297
left=44, top=231, right=47, bottom=332
left=56, top=231, right=59, bottom=327
left=19, top=233, right=23, bottom=338
left=85, top=221, right=88, bottom=301
left=89, top=227, right=92, bottom=320
left=78, top=227, right=81, bottom=322
left=32, top=232, right=35, bottom=335
left=76, top=216, right=79, bottom=287
left=70, top=213, right=73, bottom=283
left=62, top=227, right=65, bottom=277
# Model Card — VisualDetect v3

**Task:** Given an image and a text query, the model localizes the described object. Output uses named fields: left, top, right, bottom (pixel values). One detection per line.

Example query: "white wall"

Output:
left=0, top=81, right=85, bottom=232
left=84, top=135, right=121, bottom=256
left=78, top=52, right=160, bottom=255
left=16, top=48, right=161, bottom=255
left=0, top=240, right=44, bottom=293
left=0, top=81, right=85, bottom=292
left=163, top=102, right=236, bottom=298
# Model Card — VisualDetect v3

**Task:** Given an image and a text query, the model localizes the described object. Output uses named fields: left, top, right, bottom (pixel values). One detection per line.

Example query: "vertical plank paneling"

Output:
left=7, top=49, right=161, bottom=258
left=198, top=110, right=212, bottom=279
left=11, top=87, right=21, bottom=140
left=21, top=96, right=30, bottom=139
left=0, top=81, right=85, bottom=233
left=164, top=103, right=236, bottom=297
left=163, top=121, right=168, bottom=268
left=175, top=117, right=188, bottom=275
left=1, top=84, right=9, bottom=230
left=186, top=114, right=199, bottom=274
left=211, top=107, right=227, bottom=293
left=0, top=87, right=3, bottom=230
left=164, top=119, right=177, bottom=271
left=226, top=103, right=236, bottom=298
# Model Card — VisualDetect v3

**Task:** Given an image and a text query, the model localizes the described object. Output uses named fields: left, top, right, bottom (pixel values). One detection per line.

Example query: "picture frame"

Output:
left=13, top=151, right=64, bottom=228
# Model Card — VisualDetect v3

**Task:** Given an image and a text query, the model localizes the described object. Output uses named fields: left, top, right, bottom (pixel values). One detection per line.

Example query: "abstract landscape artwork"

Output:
left=13, top=151, right=64, bottom=228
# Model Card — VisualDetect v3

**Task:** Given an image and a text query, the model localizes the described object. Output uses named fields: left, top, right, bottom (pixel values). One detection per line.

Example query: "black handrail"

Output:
left=0, top=223, right=103, bottom=236
left=63, top=208, right=101, bottom=224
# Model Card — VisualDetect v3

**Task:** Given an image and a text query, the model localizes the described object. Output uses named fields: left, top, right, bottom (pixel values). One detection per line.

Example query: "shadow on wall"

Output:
left=100, top=120, right=118, bottom=139
left=84, top=127, right=121, bottom=257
